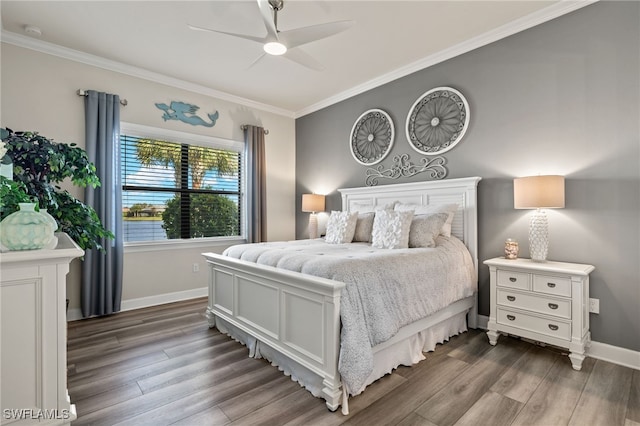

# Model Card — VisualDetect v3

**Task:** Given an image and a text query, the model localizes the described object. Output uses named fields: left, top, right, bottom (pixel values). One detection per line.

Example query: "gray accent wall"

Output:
left=295, top=1, right=640, bottom=351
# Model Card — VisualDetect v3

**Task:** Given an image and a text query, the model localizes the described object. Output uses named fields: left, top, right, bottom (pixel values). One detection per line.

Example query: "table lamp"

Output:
left=302, top=193, right=325, bottom=239
left=514, top=175, right=565, bottom=262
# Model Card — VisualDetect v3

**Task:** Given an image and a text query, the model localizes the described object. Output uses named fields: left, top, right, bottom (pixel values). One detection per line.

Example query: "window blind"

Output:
left=120, top=134, right=242, bottom=242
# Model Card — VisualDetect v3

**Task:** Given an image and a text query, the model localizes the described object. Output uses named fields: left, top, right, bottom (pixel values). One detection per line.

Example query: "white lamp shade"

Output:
left=302, top=194, right=325, bottom=213
left=514, top=175, right=565, bottom=209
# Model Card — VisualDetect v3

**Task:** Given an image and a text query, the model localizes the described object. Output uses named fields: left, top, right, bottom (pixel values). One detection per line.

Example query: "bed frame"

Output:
left=202, top=177, right=481, bottom=413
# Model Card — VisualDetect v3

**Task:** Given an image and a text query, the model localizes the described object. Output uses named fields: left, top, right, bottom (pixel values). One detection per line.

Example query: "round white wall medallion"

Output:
left=406, top=87, right=470, bottom=156
left=350, top=109, right=395, bottom=165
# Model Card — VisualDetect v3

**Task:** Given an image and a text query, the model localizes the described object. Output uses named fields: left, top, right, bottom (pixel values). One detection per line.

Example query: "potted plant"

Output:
left=0, top=128, right=113, bottom=251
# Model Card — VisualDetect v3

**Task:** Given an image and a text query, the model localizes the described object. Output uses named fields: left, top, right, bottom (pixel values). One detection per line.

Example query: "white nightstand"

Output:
left=484, top=257, right=595, bottom=370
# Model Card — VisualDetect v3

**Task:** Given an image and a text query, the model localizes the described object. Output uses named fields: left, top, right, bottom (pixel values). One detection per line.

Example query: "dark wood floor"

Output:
left=67, top=297, right=639, bottom=426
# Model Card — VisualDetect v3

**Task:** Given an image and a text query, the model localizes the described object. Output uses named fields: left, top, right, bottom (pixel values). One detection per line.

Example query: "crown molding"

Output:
left=294, top=0, right=598, bottom=118
left=0, top=30, right=296, bottom=119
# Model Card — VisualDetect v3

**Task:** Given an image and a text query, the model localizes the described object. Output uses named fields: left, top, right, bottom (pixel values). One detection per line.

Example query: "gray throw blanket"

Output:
left=223, top=236, right=476, bottom=395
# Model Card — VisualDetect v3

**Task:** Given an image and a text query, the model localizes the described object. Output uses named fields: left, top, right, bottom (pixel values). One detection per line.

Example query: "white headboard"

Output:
left=338, top=177, right=482, bottom=273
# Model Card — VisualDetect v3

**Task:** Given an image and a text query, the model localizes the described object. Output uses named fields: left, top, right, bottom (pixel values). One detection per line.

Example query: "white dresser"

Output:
left=484, top=257, right=595, bottom=370
left=1, top=233, right=83, bottom=425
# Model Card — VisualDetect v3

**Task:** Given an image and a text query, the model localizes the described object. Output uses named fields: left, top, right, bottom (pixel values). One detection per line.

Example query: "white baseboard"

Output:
left=66, top=287, right=208, bottom=322
left=476, top=313, right=489, bottom=330
left=587, top=341, right=640, bottom=371
left=476, top=314, right=639, bottom=371
left=67, top=308, right=83, bottom=321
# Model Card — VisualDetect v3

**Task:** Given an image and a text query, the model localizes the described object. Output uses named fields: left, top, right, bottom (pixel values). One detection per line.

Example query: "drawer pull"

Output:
left=548, top=324, right=559, bottom=331
left=507, top=296, right=516, bottom=302
left=548, top=303, right=558, bottom=310
left=547, top=282, right=556, bottom=288
left=509, top=277, right=517, bottom=282
left=507, top=314, right=516, bottom=321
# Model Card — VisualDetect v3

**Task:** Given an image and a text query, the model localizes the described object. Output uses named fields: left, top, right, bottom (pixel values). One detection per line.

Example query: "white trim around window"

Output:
left=120, top=122, right=243, bottom=153
left=119, top=122, right=247, bottom=249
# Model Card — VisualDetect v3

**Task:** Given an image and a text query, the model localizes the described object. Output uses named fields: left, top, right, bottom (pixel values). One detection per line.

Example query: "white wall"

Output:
left=1, top=43, right=296, bottom=313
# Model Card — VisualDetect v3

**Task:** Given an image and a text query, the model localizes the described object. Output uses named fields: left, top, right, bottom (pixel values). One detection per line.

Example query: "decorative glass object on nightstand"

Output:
left=504, top=239, right=519, bottom=259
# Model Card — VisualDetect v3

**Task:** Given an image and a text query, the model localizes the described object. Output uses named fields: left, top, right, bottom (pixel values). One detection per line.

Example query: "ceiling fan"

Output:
left=189, top=0, right=354, bottom=70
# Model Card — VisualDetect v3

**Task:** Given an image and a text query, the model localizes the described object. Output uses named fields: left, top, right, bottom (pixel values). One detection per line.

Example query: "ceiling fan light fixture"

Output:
left=263, top=41, right=287, bottom=56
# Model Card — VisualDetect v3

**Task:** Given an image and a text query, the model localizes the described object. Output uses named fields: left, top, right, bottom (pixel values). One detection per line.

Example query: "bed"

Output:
left=202, top=177, right=481, bottom=414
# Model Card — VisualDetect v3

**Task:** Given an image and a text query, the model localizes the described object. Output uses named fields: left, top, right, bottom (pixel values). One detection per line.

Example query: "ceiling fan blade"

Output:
left=188, top=24, right=266, bottom=44
left=278, top=20, right=354, bottom=49
left=257, top=0, right=279, bottom=41
left=283, top=48, right=324, bottom=71
left=247, top=52, right=267, bottom=69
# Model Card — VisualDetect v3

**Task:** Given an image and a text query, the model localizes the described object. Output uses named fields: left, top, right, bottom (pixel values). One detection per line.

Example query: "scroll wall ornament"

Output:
left=365, top=153, right=448, bottom=186
left=406, top=87, right=469, bottom=155
left=155, top=101, right=219, bottom=127
left=350, top=109, right=394, bottom=165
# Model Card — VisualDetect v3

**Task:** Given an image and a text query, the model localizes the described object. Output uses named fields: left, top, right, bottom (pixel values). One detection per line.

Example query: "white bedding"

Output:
left=223, top=235, right=476, bottom=395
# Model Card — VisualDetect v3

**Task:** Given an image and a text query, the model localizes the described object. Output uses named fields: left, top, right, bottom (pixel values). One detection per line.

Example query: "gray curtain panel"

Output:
left=244, top=125, right=267, bottom=243
left=81, top=90, right=123, bottom=317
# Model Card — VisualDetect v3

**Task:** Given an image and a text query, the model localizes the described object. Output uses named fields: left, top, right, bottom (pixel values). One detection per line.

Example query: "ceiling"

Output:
left=1, top=1, right=592, bottom=117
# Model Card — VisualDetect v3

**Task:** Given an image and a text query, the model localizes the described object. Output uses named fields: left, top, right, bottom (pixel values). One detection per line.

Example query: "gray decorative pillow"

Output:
left=395, top=203, right=458, bottom=237
left=325, top=211, right=358, bottom=244
left=409, top=213, right=449, bottom=248
left=371, top=210, right=414, bottom=249
left=353, top=212, right=375, bottom=242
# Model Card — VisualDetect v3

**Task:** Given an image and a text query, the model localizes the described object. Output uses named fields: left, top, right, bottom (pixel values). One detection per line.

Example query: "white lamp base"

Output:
left=308, top=213, right=319, bottom=239
left=529, top=208, right=549, bottom=262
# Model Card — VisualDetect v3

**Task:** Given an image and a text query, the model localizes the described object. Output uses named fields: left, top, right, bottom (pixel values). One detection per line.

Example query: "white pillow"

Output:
left=409, top=213, right=449, bottom=248
left=371, top=210, right=414, bottom=249
left=325, top=211, right=358, bottom=244
left=395, top=203, right=458, bottom=237
left=353, top=212, right=375, bottom=243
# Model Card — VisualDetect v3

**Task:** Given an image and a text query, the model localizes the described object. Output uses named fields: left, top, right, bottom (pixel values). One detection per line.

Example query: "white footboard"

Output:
left=202, top=252, right=345, bottom=411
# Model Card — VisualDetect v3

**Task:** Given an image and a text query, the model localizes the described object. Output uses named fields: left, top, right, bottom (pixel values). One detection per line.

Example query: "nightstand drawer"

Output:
left=497, top=288, right=571, bottom=319
left=497, top=270, right=530, bottom=290
left=497, top=308, right=571, bottom=341
left=533, top=274, right=571, bottom=297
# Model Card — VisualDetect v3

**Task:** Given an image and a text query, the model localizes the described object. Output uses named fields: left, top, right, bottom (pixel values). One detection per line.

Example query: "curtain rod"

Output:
left=77, top=89, right=128, bottom=106
left=241, top=124, right=269, bottom=135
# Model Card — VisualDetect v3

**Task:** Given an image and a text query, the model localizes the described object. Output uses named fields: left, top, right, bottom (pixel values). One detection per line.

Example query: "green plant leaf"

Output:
left=0, top=128, right=113, bottom=251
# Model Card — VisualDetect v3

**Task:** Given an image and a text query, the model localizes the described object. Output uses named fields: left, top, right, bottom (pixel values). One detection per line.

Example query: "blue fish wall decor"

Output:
left=155, top=101, right=219, bottom=127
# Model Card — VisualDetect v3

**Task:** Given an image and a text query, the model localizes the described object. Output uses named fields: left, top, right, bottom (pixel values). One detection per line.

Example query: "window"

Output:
left=120, top=124, right=244, bottom=244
